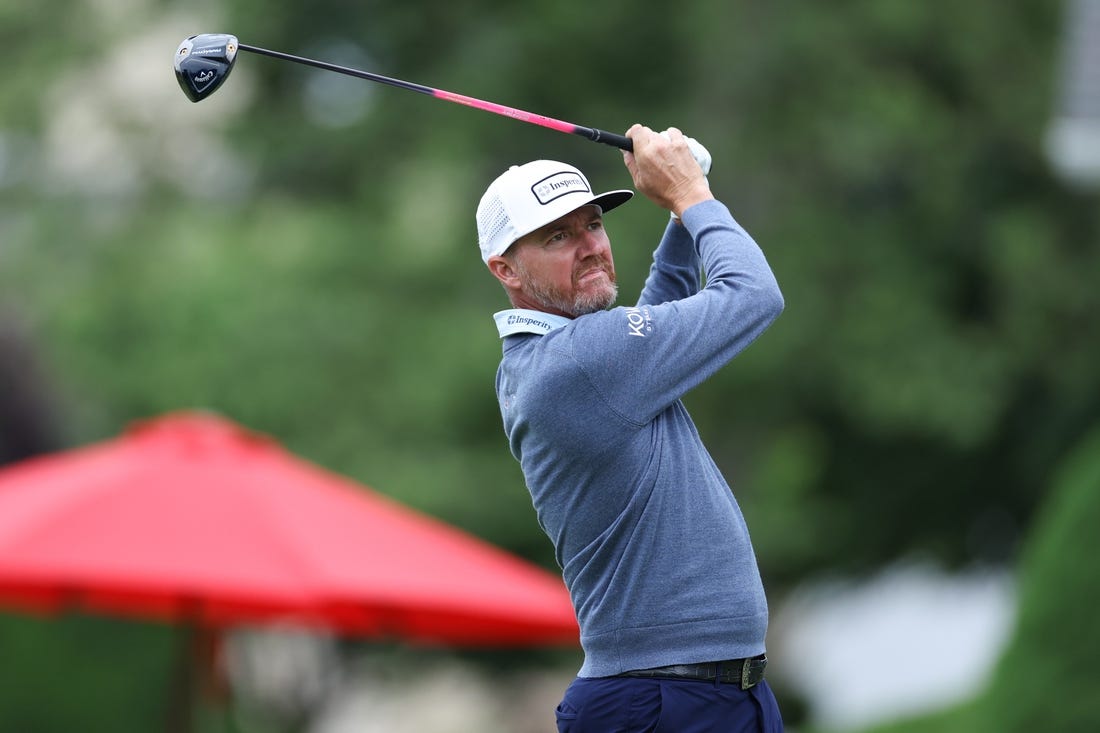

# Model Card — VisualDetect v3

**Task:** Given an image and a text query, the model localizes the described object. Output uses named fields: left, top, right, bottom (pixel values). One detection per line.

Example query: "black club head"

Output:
left=174, top=34, right=239, bottom=103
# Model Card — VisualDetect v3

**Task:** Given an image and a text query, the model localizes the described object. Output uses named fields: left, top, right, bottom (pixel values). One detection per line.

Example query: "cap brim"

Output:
left=495, top=188, right=635, bottom=260
left=591, top=189, right=634, bottom=215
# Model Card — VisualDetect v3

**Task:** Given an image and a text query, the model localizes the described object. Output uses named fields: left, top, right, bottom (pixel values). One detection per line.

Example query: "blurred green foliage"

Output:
left=3, top=0, right=1095, bottom=579
left=1, top=0, right=1099, bottom=730
left=980, top=426, right=1100, bottom=732
left=0, top=611, right=178, bottom=732
left=841, top=426, right=1100, bottom=733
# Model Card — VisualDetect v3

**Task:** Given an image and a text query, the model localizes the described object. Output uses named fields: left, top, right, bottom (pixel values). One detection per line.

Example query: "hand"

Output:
left=622, top=125, right=714, bottom=218
left=660, top=131, right=711, bottom=220
left=661, top=130, right=712, bottom=176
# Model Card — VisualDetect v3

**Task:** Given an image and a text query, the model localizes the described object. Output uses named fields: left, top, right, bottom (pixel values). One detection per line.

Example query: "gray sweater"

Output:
left=493, top=199, right=784, bottom=677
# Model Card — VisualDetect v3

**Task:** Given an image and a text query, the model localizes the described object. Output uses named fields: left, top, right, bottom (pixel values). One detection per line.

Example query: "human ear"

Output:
left=487, top=255, right=521, bottom=288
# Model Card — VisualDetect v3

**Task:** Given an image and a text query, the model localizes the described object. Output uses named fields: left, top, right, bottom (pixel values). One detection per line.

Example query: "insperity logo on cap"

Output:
left=531, top=172, right=591, bottom=205
left=476, top=160, right=633, bottom=263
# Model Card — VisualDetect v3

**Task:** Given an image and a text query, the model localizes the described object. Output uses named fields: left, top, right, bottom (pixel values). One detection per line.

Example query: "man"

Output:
left=476, top=124, right=785, bottom=732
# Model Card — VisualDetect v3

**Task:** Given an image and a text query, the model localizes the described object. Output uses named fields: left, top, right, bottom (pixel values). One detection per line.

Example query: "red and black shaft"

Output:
left=238, top=44, right=634, bottom=152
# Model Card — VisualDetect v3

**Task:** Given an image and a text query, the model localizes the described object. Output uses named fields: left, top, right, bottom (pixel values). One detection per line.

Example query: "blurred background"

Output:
left=2, top=0, right=1099, bottom=731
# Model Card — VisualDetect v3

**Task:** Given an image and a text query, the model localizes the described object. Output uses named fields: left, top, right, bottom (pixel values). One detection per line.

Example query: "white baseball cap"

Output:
left=476, top=160, right=633, bottom=263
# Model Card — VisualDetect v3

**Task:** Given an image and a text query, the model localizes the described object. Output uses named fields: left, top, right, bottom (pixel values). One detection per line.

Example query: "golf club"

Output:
left=174, top=34, right=634, bottom=151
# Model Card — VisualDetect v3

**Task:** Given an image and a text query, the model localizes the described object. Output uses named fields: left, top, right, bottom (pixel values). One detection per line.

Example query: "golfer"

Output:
left=477, top=124, right=785, bottom=732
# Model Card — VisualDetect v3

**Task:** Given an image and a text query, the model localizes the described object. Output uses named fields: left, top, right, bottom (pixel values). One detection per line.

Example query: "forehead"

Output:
left=529, top=204, right=602, bottom=236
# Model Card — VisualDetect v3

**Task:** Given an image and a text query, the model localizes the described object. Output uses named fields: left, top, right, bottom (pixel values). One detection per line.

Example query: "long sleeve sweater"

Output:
left=493, top=199, right=784, bottom=677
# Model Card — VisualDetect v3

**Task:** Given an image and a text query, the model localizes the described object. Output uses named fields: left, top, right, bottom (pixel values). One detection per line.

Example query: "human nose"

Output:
left=575, top=227, right=605, bottom=258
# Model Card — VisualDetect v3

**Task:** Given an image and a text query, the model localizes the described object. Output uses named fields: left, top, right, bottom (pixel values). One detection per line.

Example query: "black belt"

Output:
left=618, top=654, right=767, bottom=690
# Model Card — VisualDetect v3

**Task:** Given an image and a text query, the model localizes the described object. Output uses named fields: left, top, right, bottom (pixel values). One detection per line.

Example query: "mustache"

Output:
left=574, top=256, right=615, bottom=282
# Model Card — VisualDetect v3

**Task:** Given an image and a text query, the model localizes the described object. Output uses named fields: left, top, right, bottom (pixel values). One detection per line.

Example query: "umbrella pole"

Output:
left=166, top=623, right=231, bottom=733
left=165, top=623, right=198, bottom=733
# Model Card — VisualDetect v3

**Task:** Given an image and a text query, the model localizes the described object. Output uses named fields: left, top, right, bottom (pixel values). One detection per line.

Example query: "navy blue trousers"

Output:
left=555, top=676, right=783, bottom=733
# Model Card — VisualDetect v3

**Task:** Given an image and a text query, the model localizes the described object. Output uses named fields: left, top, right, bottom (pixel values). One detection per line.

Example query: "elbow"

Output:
left=761, top=280, right=785, bottom=323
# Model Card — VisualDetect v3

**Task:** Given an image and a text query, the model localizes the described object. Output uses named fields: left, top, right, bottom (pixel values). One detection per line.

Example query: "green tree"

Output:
left=2, top=1, right=1099, bottom=727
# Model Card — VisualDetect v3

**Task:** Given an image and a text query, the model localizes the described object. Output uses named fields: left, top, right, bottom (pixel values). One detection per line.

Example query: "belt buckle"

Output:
left=740, top=655, right=767, bottom=690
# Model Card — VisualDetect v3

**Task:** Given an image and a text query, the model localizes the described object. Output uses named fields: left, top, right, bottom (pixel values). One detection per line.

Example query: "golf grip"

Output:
left=579, top=128, right=634, bottom=152
left=238, top=44, right=633, bottom=152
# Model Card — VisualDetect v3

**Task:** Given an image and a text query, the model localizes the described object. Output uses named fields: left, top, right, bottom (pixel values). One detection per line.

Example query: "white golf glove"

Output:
left=660, top=130, right=712, bottom=220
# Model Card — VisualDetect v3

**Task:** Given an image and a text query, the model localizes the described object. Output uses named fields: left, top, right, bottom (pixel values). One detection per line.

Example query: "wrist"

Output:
left=670, top=188, right=714, bottom=220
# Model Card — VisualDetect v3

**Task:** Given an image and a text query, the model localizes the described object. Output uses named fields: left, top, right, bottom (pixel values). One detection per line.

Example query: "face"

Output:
left=492, top=205, right=618, bottom=318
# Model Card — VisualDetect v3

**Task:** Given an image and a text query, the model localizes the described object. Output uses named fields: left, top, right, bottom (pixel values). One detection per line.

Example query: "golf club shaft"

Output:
left=238, top=44, right=633, bottom=152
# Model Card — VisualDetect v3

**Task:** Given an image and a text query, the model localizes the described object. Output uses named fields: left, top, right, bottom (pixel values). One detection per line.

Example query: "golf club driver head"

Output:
left=175, top=34, right=239, bottom=102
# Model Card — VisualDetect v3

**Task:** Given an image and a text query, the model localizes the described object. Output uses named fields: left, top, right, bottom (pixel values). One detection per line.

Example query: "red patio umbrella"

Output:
left=0, top=410, right=577, bottom=644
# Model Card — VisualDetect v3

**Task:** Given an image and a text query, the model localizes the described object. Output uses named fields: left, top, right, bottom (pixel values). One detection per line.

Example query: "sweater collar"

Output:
left=493, top=309, right=572, bottom=338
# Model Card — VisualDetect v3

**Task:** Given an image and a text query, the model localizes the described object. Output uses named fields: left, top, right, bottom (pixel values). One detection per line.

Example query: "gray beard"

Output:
left=518, top=265, right=618, bottom=317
